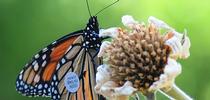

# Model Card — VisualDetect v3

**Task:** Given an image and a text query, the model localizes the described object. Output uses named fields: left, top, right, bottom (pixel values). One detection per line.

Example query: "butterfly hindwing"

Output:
left=50, top=41, right=101, bottom=100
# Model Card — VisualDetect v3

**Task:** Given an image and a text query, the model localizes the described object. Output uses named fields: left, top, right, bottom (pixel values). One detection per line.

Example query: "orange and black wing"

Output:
left=16, top=30, right=83, bottom=97
left=50, top=16, right=105, bottom=100
left=50, top=36, right=102, bottom=100
left=16, top=16, right=104, bottom=100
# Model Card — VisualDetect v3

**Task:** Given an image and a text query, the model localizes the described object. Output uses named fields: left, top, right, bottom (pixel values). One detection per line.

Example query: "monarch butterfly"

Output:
left=15, top=0, right=119, bottom=100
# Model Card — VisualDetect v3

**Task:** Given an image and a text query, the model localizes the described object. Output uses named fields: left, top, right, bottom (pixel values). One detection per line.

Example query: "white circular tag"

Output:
left=64, top=72, right=80, bottom=93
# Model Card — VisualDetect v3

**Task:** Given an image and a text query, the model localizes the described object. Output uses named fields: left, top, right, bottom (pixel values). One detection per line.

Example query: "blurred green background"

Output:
left=1, top=0, right=210, bottom=99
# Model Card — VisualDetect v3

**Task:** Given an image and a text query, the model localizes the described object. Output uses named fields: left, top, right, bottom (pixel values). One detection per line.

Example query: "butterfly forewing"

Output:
left=16, top=31, right=82, bottom=97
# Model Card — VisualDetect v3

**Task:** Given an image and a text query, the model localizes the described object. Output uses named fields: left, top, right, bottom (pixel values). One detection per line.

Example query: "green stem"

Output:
left=160, top=84, right=192, bottom=100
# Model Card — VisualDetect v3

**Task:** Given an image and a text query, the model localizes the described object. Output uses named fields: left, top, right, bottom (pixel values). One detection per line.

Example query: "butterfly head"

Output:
left=86, top=16, right=99, bottom=32
left=83, top=16, right=101, bottom=50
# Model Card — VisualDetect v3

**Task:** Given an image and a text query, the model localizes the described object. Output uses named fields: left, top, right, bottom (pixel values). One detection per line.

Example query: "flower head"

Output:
left=101, top=19, right=172, bottom=94
left=96, top=15, right=191, bottom=98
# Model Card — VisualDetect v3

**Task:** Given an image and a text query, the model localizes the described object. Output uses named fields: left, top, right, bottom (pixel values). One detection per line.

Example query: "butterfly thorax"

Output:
left=83, top=16, right=101, bottom=50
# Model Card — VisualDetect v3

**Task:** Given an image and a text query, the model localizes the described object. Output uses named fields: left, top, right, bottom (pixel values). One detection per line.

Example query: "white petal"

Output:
left=96, top=81, right=137, bottom=98
left=96, top=64, right=111, bottom=84
left=95, top=65, right=137, bottom=98
left=95, top=64, right=112, bottom=94
left=96, top=81, right=118, bottom=97
left=99, top=27, right=119, bottom=38
left=165, top=36, right=183, bottom=57
left=181, top=31, right=191, bottom=59
left=122, top=15, right=138, bottom=28
left=149, top=58, right=181, bottom=92
left=173, top=30, right=191, bottom=59
left=164, top=58, right=182, bottom=77
left=148, top=74, right=168, bottom=92
left=98, top=41, right=111, bottom=57
left=165, top=30, right=191, bottom=59
left=148, top=16, right=173, bottom=30
left=172, top=30, right=183, bottom=39
left=114, top=81, right=137, bottom=96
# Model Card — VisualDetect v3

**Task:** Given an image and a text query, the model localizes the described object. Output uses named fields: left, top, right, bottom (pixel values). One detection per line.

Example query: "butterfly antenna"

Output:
left=85, top=0, right=92, bottom=16
left=95, top=0, right=119, bottom=16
